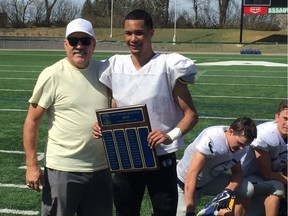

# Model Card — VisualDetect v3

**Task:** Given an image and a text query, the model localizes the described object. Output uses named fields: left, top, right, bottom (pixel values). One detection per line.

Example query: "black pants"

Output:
left=113, top=152, right=178, bottom=216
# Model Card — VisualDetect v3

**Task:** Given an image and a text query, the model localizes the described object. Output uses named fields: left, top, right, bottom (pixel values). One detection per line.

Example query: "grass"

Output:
left=0, top=50, right=287, bottom=215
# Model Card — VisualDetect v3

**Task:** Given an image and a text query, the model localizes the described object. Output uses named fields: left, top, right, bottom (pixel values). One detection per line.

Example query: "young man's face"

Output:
left=226, top=129, right=251, bottom=152
left=276, top=108, right=288, bottom=138
left=123, top=19, right=154, bottom=56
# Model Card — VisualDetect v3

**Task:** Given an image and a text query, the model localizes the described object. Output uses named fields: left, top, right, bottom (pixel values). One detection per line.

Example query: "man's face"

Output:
left=276, top=108, right=288, bottom=138
left=123, top=19, right=154, bottom=56
left=226, top=129, right=251, bottom=152
left=64, top=32, right=96, bottom=69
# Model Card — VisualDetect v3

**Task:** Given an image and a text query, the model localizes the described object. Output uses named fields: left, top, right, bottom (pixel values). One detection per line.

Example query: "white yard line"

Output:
left=200, top=74, right=286, bottom=78
left=192, top=95, right=284, bottom=100
left=200, top=116, right=273, bottom=121
left=0, top=89, right=32, bottom=92
left=19, top=166, right=44, bottom=171
left=0, top=209, right=39, bottom=215
left=196, top=83, right=286, bottom=87
left=0, top=150, right=25, bottom=154
left=0, top=150, right=44, bottom=155
left=0, top=183, right=29, bottom=189
left=199, top=69, right=286, bottom=73
left=0, top=109, right=27, bottom=112
left=0, top=78, right=36, bottom=80
left=0, top=183, right=43, bottom=190
left=0, top=70, right=40, bottom=72
left=0, top=63, right=43, bottom=68
left=197, top=61, right=288, bottom=67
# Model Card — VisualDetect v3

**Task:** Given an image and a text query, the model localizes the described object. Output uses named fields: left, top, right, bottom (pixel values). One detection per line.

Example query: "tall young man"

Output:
left=93, top=9, right=198, bottom=216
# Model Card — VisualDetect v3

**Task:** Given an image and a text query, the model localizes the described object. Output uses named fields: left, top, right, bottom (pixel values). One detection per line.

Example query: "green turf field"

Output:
left=0, top=50, right=287, bottom=215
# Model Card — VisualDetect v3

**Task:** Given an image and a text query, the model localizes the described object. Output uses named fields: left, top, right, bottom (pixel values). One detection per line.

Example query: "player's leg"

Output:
left=262, top=179, right=286, bottom=216
left=233, top=197, right=251, bottom=216
left=113, top=172, right=146, bottom=216
left=217, top=209, right=234, bottom=216
left=147, top=152, right=178, bottom=216
left=263, top=195, right=281, bottom=216
left=278, top=197, right=287, bottom=216
left=176, top=184, right=186, bottom=216
left=246, top=176, right=285, bottom=216
left=233, top=179, right=254, bottom=216
left=77, top=169, right=113, bottom=216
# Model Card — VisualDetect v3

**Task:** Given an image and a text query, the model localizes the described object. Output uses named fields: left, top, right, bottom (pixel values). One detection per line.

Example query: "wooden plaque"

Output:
left=95, top=104, right=159, bottom=172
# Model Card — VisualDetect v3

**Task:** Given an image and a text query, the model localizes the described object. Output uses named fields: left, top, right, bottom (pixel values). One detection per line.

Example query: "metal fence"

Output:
left=0, top=37, right=286, bottom=54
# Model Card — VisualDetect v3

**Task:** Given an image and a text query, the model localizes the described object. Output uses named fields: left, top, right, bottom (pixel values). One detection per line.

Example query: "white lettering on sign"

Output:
left=268, top=7, right=288, bottom=14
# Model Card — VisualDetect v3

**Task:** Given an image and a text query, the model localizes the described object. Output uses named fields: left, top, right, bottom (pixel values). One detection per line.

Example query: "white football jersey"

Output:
left=241, top=121, right=287, bottom=176
left=99, top=53, right=197, bottom=155
left=177, top=126, right=248, bottom=187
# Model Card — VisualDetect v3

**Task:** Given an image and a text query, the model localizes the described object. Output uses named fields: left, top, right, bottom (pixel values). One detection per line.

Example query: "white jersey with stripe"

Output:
left=177, top=126, right=248, bottom=187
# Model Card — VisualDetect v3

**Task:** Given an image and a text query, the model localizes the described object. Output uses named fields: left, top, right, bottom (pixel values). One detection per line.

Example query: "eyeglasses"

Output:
left=67, top=37, right=92, bottom=46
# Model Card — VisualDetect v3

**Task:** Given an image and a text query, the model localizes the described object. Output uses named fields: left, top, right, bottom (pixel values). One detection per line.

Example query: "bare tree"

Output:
left=30, top=0, right=45, bottom=26
left=276, top=14, right=287, bottom=30
left=44, top=0, right=57, bottom=26
left=218, top=0, right=230, bottom=28
left=202, top=0, right=218, bottom=28
left=159, top=0, right=169, bottom=26
left=191, top=0, right=198, bottom=27
left=244, top=14, right=281, bottom=31
left=191, top=0, right=200, bottom=27
left=138, top=0, right=169, bottom=27
left=0, top=0, right=283, bottom=30
left=0, top=0, right=9, bottom=25
left=0, top=0, right=9, bottom=13
left=51, top=0, right=80, bottom=26
left=91, top=0, right=109, bottom=27
left=225, top=0, right=241, bottom=28
left=9, top=0, right=34, bottom=27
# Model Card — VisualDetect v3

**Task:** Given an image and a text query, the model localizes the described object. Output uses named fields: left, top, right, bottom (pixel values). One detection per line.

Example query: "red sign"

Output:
left=244, top=6, right=268, bottom=14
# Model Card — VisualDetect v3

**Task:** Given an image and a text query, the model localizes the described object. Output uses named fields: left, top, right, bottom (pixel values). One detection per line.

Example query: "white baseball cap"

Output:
left=65, top=18, right=95, bottom=38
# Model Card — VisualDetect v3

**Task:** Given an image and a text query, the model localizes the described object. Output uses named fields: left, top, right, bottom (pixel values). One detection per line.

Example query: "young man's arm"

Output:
left=226, top=161, right=243, bottom=191
left=148, top=80, right=198, bottom=148
left=173, top=80, right=198, bottom=135
left=254, top=148, right=288, bottom=185
left=185, top=150, right=207, bottom=214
